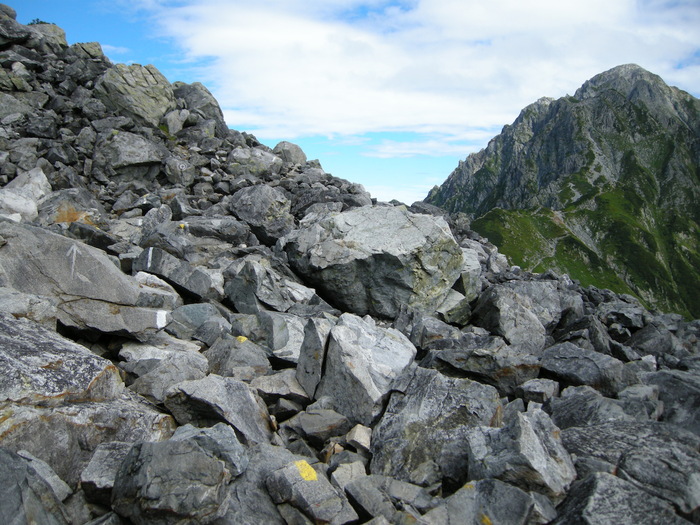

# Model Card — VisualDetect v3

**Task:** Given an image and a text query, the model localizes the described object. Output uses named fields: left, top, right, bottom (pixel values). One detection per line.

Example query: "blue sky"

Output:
left=16, top=0, right=700, bottom=203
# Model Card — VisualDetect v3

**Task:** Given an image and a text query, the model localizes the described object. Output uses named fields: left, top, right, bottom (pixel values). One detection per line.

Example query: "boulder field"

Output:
left=1, top=5, right=699, bottom=524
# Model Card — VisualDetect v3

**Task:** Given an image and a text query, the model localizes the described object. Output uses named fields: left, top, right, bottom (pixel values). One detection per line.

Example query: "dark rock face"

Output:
left=1, top=7, right=699, bottom=524
left=425, top=64, right=700, bottom=318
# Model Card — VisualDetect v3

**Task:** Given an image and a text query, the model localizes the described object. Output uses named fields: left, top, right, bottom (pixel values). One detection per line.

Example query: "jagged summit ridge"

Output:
left=1, top=6, right=700, bottom=524
left=426, top=63, right=700, bottom=317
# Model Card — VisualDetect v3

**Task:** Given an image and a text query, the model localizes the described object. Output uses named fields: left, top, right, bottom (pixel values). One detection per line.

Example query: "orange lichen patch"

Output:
left=54, top=203, right=97, bottom=226
left=480, top=514, right=493, bottom=525
left=40, top=359, right=64, bottom=370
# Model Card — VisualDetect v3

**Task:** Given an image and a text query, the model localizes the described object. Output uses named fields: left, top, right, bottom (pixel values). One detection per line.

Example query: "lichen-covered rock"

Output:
left=370, top=365, right=501, bottom=489
left=283, top=206, right=464, bottom=318
left=94, top=63, right=176, bottom=128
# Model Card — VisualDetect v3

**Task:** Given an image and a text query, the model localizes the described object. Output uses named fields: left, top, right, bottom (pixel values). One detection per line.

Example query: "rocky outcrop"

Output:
left=425, top=64, right=700, bottom=318
left=1, top=7, right=700, bottom=524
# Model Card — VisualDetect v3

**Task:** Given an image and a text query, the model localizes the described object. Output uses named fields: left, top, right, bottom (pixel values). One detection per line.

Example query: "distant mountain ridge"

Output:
left=425, top=64, right=700, bottom=318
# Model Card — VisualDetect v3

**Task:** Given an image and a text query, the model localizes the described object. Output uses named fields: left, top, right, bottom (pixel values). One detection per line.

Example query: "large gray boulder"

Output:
left=0, top=166, right=52, bottom=222
left=173, top=81, right=228, bottom=137
left=229, top=185, right=295, bottom=245
left=283, top=206, right=464, bottom=318
left=111, top=428, right=241, bottom=525
left=470, top=284, right=547, bottom=353
left=94, top=63, right=176, bottom=128
left=420, top=331, right=540, bottom=396
left=643, top=370, right=700, bottom=435
left=370, top=366, right=501, bottom=489
left=465, top=407, right=577, bottom=500
left=0, top=392, right=175, bottom=487
left=80, top=441, right=133, bottom=506
left=315, top=313, right=416, bottom=426
left=421, top=478, right=536, bottom=525
left=0, top=7, right=30, bottom=48
left=133, top=246, right=219, bottom=301
left=164, top=375, right=273, bottom=444
left=561, top=421, right=700, bottom=518
left=224, top=255, right=322, bottom=314
left=540, top=342, right=626, bottom=396
left=215, top=444, right=313, bottom=524
left=91, top=130, right=164, bottom=184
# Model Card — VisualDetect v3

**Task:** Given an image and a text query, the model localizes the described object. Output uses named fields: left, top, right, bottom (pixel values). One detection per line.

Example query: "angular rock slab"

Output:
left=370, top=366, right=501, bottom=489
left=80, top=442, right=133, bottom=506
left=283, top=206, right=464, bottom=318
left=164, top=375, right=273, bottom=444
left=315, top=313, right=416, bottom=426
left=421, top=331, right=540, bottom=396
left=229, top=184, right=295, bottom=245
left=0, top=221, right=169, bottom=337
left=133, top=246, right=219, bottom=301
left=465, top=408, right=576, bottom=500
left=266, top=459, right=358, bottom=524
left=0, top=448, right=70, bottom=525
left=0, top=313, right=123, bottom=406
left=540, top=342, right=625, bottom=396
left=552, top=473, right=691, bottom=525
left=216, top=444, right=312, bottom=525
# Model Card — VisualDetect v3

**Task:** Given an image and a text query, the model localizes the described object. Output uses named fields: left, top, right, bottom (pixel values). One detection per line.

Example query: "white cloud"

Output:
left=128, top=0, right=700, bottom=151
left=101, top=44, right=131, bottom=55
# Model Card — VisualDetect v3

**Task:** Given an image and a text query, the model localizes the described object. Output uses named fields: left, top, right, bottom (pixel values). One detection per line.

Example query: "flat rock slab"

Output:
left=561, top=421, right=700, bottom=517
left=422, top=478, right=535, bottom=525
left=283, top=206, right=464, bottom=318
left=0, top=312, right=123, bottom=406
left=540, top=342, right=625, bottom=396
left=643, top=370, right=700, bottom=436
left=0, top=221, right=169, bottom=337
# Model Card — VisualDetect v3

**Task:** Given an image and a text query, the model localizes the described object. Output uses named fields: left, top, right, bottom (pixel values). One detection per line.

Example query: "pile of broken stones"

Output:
left=1, top=5, right=699, bottom=524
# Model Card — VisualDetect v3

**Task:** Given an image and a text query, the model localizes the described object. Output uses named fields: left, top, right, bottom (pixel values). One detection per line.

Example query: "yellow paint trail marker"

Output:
left=294, top=460, right=317, bottom=481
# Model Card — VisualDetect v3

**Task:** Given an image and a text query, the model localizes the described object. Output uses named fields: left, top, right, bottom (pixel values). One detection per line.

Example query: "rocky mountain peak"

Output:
left=1, top=5, right=700, bottom=524
left=426, top=64, right=700, bottom=318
